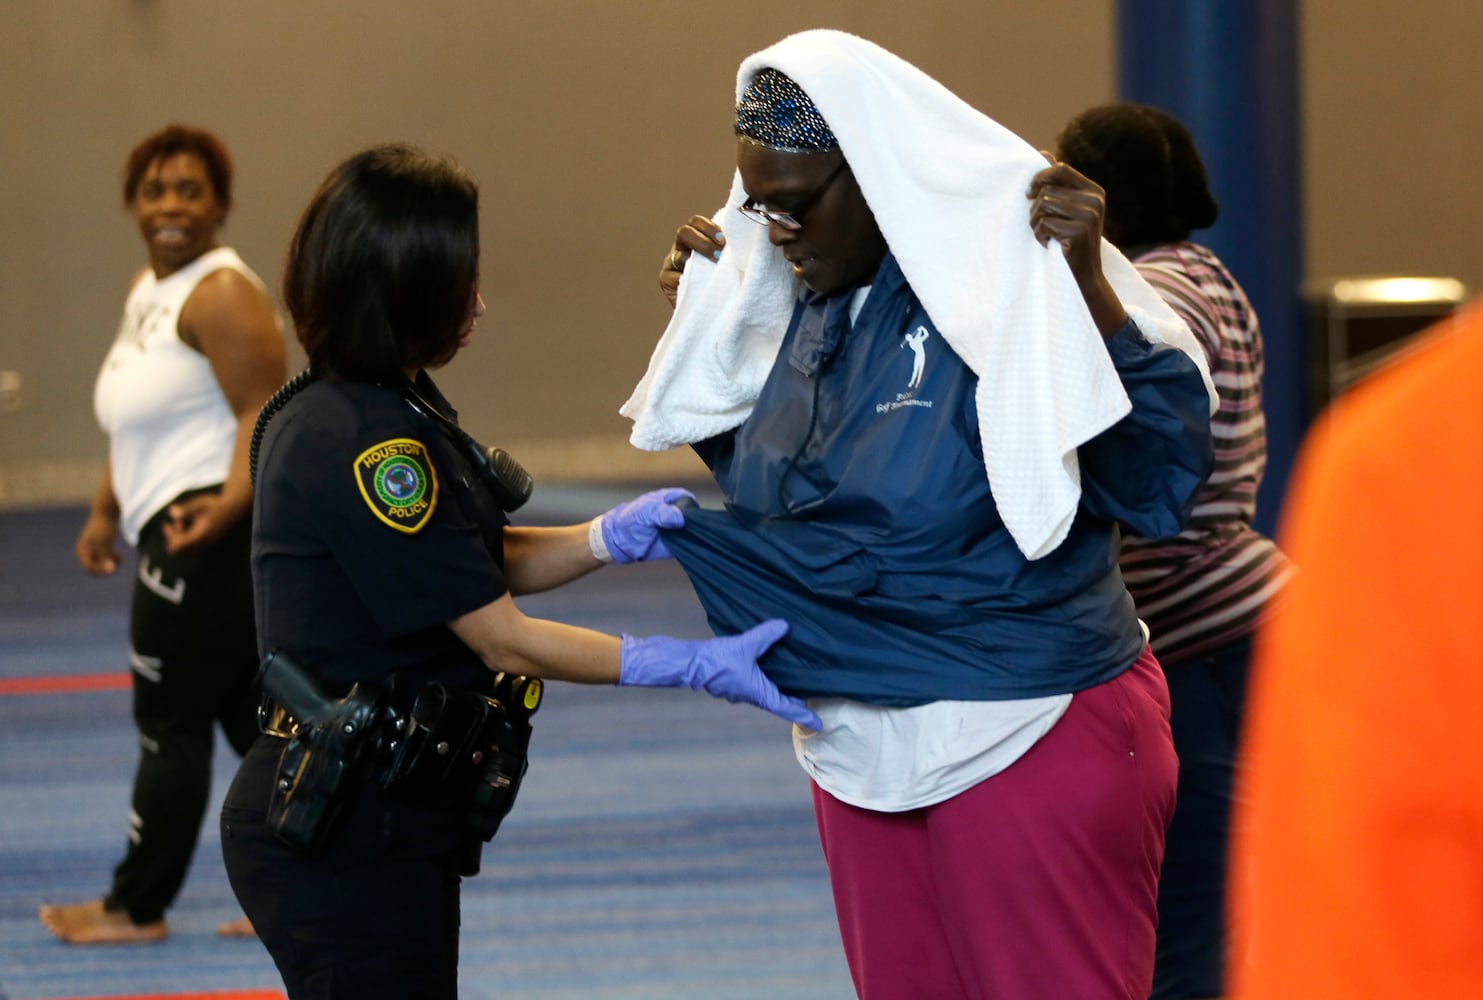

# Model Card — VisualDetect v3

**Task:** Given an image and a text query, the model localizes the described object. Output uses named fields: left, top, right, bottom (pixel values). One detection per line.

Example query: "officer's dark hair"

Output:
left=123, top=123, right=235, bottom=213
left=284, top=143, right=480, bottom=384
left=1054, top=102, right=1218, bottom=250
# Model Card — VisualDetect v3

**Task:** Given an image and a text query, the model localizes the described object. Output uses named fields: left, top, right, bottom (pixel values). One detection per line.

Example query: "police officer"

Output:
left=219, top=143, right=819, bottom=1000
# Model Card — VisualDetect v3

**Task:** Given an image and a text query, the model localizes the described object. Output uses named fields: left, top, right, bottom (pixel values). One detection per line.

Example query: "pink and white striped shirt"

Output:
left=1120, top=242, right=1293, bottom=664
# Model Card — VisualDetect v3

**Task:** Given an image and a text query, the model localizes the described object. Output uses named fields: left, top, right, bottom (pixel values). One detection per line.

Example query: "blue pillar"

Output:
left=1116, top=0, right=1304, bottom=536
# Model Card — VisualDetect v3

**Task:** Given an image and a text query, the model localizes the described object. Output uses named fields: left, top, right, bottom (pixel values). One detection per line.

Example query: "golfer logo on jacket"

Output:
left=903, top=326, right=930, bottom=389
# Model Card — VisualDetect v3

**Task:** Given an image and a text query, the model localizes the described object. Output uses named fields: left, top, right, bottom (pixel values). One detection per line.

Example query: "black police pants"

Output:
left=104, top=490, right=259, bottom=924
left=222, top=739, right=468, bottom=1000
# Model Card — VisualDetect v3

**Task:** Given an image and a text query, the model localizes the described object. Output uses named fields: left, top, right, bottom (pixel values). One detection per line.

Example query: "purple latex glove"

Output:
left=597, top=487, right=694, bottom=564
left=619, top=619, right=821, bottom=729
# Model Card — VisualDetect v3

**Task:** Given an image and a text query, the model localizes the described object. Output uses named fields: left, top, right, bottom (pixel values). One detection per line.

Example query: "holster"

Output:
left=379, top=682, right=495, bottom=802
left=258, top=651, right=386, bottom=857
left=466, top=673, right=543, bottom=844
left=379, top=672, right=543, bottom=875
left=257, top=651, right=543, bottom=871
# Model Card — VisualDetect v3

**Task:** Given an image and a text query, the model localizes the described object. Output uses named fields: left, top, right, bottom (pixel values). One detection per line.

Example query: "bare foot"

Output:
left=217, top=914, right=257, bottom=938
left=38, top=899, right=168, bottom=944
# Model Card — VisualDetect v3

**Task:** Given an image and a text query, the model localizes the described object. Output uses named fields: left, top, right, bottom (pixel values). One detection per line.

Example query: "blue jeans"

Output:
left=1151, top=634, right=1253, bottom=1000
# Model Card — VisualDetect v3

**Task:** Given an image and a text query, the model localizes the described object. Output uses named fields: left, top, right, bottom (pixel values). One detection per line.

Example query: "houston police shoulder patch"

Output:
left=353, top=437, right=439, bottom=533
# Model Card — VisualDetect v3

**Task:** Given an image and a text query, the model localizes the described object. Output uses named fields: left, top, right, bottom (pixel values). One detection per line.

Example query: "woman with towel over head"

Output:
left=1056, top=102, right=1295, bottom=1000
left=631, top=30, right=1218, bottom=999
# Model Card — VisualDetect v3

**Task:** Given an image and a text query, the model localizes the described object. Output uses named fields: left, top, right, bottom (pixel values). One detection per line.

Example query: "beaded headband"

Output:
left=734, top=68, right=839, bottom=152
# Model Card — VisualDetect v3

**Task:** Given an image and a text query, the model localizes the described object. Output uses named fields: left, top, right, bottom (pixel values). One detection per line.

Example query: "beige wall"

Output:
left=1299, top=1, right=1482, bottom=290
left=1, top=1, right=1477, bottom=506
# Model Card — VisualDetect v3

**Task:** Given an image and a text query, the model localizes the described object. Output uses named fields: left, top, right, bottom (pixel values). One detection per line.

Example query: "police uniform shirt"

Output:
left=252, top=377, right=506, bottom=695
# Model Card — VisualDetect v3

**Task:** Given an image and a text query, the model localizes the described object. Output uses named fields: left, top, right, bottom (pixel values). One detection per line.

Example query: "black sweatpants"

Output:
left=104, top=488, right=259, bottom=924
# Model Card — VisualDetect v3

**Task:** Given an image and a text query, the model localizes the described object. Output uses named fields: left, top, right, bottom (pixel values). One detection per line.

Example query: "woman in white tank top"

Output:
left=39, top=124, right=286, bottom=945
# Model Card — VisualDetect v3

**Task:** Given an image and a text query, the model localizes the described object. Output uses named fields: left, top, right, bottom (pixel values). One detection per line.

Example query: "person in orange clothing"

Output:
left=1231, top=299, right=1483, bottom=997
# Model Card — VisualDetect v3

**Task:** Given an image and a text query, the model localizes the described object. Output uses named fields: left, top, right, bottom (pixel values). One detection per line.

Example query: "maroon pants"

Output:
left=812, top=647, right=1177, bottom=1000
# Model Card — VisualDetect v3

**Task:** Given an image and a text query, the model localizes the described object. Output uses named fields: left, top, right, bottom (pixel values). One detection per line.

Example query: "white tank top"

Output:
left=94, top=246, right=269, bottom=544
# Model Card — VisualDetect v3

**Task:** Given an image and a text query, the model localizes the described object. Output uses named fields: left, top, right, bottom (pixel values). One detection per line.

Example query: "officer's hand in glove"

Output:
left=619, top=619, right=821, bottom=729
left=595, top=487, right=695, bottom=564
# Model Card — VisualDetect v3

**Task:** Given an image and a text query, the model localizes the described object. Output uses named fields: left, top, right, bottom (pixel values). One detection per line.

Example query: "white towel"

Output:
left=621, top=29, right=1217, bottom=560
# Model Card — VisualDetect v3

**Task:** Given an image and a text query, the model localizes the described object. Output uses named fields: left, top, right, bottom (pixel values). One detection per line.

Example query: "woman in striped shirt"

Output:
left=1057, top=103, right=1294, bottom=1000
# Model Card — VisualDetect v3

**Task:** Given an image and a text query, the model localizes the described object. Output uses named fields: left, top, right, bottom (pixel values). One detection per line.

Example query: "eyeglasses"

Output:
left=737, top=160, right=850, bottom=231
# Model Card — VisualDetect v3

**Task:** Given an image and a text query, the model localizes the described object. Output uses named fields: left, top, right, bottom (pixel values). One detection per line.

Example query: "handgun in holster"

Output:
left=258, top=650, right=386, bottom=857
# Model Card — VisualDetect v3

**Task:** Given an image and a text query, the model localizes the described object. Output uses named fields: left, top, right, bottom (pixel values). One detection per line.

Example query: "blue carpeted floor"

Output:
left=0, top=490, right=855, bottom=1000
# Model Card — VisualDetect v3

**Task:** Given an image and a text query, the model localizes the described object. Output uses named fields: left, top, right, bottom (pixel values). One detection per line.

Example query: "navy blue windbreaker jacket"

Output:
left=662, top=253, right=1213, bottom=706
